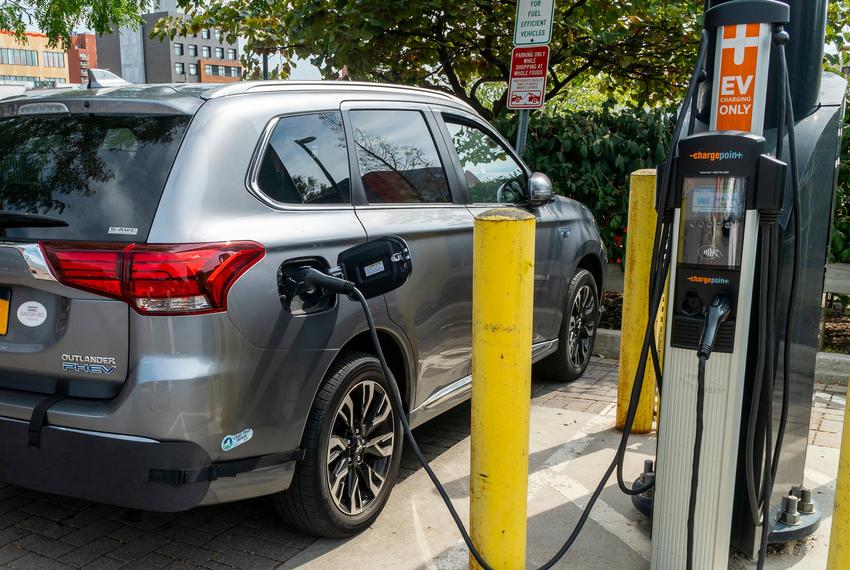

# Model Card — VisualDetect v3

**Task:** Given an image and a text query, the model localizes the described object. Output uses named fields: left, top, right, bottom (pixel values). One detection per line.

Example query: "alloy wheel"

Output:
left=326, top=379, right=395, bottom=516
left=568, top=284, right=597, bottom=369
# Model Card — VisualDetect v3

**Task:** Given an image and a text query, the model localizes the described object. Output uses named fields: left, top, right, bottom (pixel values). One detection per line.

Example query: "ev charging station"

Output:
left=640, top=0, right=847, bottom=567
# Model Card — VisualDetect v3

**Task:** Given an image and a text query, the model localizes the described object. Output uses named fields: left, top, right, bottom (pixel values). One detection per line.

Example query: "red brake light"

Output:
left=40, top=241, right=265, bottom=315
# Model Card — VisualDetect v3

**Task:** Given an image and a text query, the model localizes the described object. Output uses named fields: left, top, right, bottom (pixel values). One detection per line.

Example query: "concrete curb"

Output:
left=594, top=327, right=849, bottom=385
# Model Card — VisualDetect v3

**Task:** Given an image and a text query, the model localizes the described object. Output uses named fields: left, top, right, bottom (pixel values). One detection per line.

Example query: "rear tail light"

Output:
left=40, top=241, right=265, bottom=315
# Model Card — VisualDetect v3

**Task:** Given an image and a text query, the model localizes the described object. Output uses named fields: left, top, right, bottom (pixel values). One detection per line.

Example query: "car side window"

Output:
left=444, top=118, right=527, bottom=204
left=349, top=110, right=451, bottom=204
left=256, top=112, right=350, bottom=205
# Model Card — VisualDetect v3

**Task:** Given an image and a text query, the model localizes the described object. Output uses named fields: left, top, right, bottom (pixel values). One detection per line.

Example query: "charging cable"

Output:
left=685, top=294, right=732, bottom=570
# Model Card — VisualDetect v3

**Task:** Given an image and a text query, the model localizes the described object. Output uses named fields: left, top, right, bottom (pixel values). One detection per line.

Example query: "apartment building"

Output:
left=0, top=31, right=70, bottom=87
left=67, top=33, right=97, bottom=85
left=98, top=11, right=242, bottom=84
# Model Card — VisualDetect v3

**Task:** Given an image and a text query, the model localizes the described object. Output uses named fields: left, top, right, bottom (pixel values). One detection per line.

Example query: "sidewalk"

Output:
left=0, top=357, right=841, bottom=568
left=286, top=358, right=843, bottom=569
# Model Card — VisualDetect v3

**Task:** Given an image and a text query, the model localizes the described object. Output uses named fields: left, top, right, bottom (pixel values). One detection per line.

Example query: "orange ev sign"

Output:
left=715, top=23, right=761, bottom=131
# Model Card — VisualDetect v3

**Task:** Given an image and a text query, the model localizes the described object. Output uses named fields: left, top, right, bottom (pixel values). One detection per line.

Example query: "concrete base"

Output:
left=283, top=404, right=838, bottom=569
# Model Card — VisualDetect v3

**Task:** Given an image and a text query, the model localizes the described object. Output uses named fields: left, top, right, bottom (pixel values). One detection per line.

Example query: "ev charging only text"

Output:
left=719, top=75, right=754, bottom=117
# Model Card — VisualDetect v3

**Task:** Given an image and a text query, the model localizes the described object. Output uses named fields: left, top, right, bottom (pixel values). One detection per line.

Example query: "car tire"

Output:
left=273, top=351, right=403, bottom=537
left=536, top=269, right=600, bottom=382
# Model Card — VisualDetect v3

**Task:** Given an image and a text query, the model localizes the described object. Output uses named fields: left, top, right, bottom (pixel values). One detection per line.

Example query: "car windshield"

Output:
left=0, top=113, right=190, bottom=242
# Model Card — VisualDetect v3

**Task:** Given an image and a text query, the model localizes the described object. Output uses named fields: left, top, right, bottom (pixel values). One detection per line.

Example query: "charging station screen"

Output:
left=679, top=176, right=746, bottom=268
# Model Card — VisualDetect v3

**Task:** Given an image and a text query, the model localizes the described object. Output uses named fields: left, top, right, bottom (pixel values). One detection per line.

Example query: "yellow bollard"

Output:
left=827, top=376, right=850, bottom=569
left=616, top=169, right=663, bottom=433
left=470, top=207, right=535, bottom=570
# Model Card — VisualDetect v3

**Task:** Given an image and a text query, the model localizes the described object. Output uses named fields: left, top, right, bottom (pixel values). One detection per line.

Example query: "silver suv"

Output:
left=0, top=81, right=604, bottom=537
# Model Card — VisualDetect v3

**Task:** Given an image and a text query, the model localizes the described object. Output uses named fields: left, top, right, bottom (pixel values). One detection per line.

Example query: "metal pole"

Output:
left=515, top=109, right=530, bottom=157
left=616, top=169, right=663, bottom=433
left=262, top=52, right=269, bottom=80
left=828, top=374, right=850, bottom=569
left=470, top=207, right=535, bottom=570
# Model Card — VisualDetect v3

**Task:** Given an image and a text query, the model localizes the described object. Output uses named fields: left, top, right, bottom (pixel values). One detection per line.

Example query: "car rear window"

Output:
left=0, top=114, right=190, bottom=242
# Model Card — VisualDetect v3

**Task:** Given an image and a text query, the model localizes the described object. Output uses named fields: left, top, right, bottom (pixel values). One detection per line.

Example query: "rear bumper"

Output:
left=0, top=415, right=298, bottom=512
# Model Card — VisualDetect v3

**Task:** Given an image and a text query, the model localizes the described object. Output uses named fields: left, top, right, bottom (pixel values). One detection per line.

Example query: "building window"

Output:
left=79, top=53, right=89, bottom=61
left=215, top=29, right=222, bottom=42
left=202, top=46, right=211, bottom=58
left=0, top=48, right=38, bottom=66
left=215, top=47, right=224, bottom=59
left=204, top=64, right=212, bottom=75
left=201, top=29, right=210, bottom=39
left=230, top=66, right=240, bottom=78
left=188, top=45, right=197, bottom=57
left=175, top=62, right=185, bottom=75
left=228, top=48, right=237, bottom=60
left=43, top=51, right=65, bottom=68
left=189, top=63, right=198, bottom=76
left=0, top=74, right=39, bottom=83
left=174, top=43, right=184, bottom=56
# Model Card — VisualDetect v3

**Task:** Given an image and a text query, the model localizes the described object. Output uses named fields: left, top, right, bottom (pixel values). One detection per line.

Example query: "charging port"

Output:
left=681, top=291, right=703, bottom=317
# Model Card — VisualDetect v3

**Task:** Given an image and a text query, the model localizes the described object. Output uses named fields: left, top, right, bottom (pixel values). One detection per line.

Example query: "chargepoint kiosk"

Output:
left=650, top=0, right=846, bottom=568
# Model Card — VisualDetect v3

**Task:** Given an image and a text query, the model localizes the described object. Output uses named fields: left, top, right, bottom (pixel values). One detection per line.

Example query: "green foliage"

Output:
left=830, top=99, right=850, bottom=263
left=159, top=0, right=704, bottom=118
left=0, top=1, right=154, bottom=47
left=825, top=1, right=850, bottom=73
left=494, top=102, right=673, bottom=261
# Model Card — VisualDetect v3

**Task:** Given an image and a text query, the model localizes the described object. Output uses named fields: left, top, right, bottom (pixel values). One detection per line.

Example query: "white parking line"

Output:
left=528, top=413, right=652, bottom=561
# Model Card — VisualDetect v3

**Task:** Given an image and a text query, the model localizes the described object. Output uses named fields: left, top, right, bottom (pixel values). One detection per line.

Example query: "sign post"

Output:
left=510, top=0, right=554, bottom=156
left=508, top=45, right=550, bottom=155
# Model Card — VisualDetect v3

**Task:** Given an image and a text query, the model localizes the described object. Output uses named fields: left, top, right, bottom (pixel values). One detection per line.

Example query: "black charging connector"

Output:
left=697, top=295, right=733, bottom=360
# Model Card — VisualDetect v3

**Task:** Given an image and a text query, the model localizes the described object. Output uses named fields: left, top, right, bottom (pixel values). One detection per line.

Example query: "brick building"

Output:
left=67, top=33, right=97, bottom=85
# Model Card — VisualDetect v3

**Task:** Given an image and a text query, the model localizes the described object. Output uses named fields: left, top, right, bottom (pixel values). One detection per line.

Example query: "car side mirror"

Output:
left=528, top=172, right=554, bottom=207
left=336, top=236, right=412, bottom=299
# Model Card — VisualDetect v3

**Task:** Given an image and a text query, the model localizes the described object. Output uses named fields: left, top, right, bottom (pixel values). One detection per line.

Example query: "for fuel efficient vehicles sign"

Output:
left=508, top=46, right=550, bottom=109
left=514, top=0, right=554, bottom=45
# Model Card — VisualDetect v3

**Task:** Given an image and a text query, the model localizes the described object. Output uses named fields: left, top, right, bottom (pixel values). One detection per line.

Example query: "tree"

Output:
left=157, top=0, right=706, bottom=118
left=158, top=1, right=850, bottom=118
left=0, top=0, right=155, bottom=46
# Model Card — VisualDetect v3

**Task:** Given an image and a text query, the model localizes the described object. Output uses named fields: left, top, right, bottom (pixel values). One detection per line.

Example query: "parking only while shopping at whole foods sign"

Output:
left=507, top=46, right=550, bottom=109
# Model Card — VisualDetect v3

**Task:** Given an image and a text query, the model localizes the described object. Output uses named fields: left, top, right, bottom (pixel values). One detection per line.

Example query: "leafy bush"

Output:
left=494, top=98, right=849, bottom=265
left=495, top=101, right=673, bottom=262
left=830, top=100, right=850, bottom=263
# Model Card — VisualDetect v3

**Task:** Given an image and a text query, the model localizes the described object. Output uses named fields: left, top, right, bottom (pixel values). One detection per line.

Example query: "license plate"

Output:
left=0, top=287, right=9, bottom=336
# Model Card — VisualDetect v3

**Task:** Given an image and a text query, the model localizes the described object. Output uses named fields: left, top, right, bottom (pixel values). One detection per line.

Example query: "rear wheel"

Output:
left=273, top=351, right=402, bottom=537
left=537, top=269, right=599, bottom=382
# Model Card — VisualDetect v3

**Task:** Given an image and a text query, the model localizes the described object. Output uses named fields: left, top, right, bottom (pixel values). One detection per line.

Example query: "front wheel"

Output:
left=273, top=351, right=402, bottom=537
left=536, top=269, right=600, bottom=382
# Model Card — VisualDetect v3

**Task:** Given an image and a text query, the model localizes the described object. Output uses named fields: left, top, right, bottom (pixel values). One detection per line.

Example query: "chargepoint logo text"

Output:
left=687, top=275, right=731, bottom=286
left=689, top=150, right=744, bottom=161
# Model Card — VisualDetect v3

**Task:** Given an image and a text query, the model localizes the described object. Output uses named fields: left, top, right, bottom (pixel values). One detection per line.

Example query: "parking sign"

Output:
left=507, top=46, right=550, bottom=109
left=514, top=0, right=555, bottom=45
